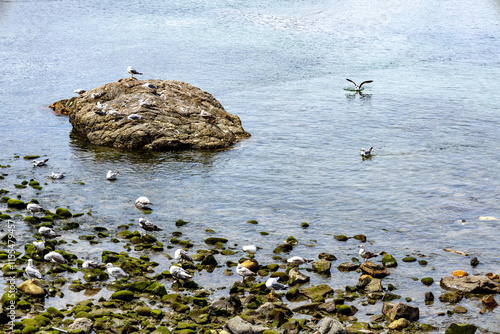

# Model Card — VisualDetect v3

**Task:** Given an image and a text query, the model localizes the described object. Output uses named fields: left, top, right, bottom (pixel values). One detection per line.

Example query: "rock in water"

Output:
left=50, top=78, right=250, bottom=150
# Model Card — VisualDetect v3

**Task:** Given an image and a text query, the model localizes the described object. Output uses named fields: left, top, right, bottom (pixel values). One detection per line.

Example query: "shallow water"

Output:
left=1, top=0, right=500, bottom=331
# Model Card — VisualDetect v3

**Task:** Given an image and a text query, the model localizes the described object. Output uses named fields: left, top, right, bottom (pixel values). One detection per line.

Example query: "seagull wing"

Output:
left=359, top=80, right=373, bottom=88
left=346, top=78, right=357, bottom=86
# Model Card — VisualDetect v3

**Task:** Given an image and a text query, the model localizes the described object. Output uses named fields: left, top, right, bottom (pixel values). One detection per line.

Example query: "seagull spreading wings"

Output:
left=360, top=147, right=374, bottom=157
left=346, top=78, right=373, bottom=91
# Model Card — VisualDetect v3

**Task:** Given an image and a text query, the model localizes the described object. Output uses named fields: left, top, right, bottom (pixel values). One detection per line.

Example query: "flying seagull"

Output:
left=32, top=159, right=49, bottom=167
left=360, top=147, right=374, bottom=157
left=358, top=244, right=378, bottom=262
left=346, top=78, right=373, bottom=91
left=265, top=277, right=288, bottom=297
left=106, top=263, right=129, bottom=281
left=139, top=217, right=162, bottom=234
left=127, top=66, right=143, bottom=78
left=25, top=259, right=42, bottom=282
left=174, top=249, right=194, bottom=262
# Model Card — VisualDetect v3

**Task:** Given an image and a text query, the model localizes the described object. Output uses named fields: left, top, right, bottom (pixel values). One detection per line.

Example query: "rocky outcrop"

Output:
left=50, top=78, right=250, bottom=150
left=440, top=276, right=500, bottom=294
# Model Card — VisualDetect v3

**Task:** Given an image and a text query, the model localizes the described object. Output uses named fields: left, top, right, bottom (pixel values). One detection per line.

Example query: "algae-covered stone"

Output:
left=402, top=256, right=417, bottom=262
left=55, top=207, right=72, bottom=218
left=299, top=284, right=333, bottom=300
left=151, top=326, right=171, bottom=334
left=172, top=302, right=190, bottom=313
left=18, top=280, right=45, bottom=296
left=144, top=282, right=167, bottom=296
left=204, top=237, right=228, bottom=245
left=421, top=277, right=434, bottom=286
left=334, top=235, right=348, bottom=241
left=47, top=306, right=64, bottom=318
left=388, top=318, right=409, bottom=330
left=382, top=254, right=398, bottom=268
left=175, top=219, right=190, bottom=227
left=439, top=290, right=464, bottom=304
left=311, top=259, right=331, bottom=274
left=337, top=304, right=351, bottom=315
left=337, top=262, right=359, bottom=272
left=286, top=236, right=298, bottom=245
left=111, top=290, right=135, bottom=302
left=7, top=199, right=26, bottom=209
left=273, top=243, right=293, bottom=254
left=247, top=220, right=258, bottom=224
left=445, top=323, right=477, bottom=334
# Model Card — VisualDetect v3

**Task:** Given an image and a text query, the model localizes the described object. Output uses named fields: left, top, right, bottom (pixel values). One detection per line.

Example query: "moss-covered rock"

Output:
left=144, top=282, right=167, bottom=296
left=402, top=256, right=417, bottom=262
left=421, top=277, right=434, bottom=286
left=111, top=290, right=135, bottom=302
left=204, top=237, right=228, bottom=245
left=382, top=254, right=398, bottom=268
left=55, top=207, right=73, bottom=218
left=334, top=235, right=348, bottom=241
left=7, top=199, right=26, bottom=209
left=445, top=323, right=477, bottom=334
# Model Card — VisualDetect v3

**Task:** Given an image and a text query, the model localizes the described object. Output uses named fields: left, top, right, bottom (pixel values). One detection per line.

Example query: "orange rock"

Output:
left=452, top=270, right=468, bottom=278
left=486, top=273, right=499, bottom=280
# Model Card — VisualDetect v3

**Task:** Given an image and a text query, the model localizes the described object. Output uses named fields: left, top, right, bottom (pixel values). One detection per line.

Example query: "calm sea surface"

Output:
left=1, top=0, right=500, bottom=331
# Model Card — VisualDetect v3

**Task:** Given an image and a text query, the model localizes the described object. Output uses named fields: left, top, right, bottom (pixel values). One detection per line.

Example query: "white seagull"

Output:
left=108, top=108, right=123, bottom=117
left=346, top=78, right=373, bottom=91
left=127, top=66, right=143, bottom=78
left=236, top=263, right=257, bottom=282
left=27, top=203, right=45, bottom=215
left=33, top=241, right=45, bottom=253
left=174, top=249, right=193, bottom=262
left=74, top=88, right=86, bottom=95
left=169, top=265, right=192, bottom=280
left=106, top=170, right=120, bottom=180
left=44, top=251, right=68, bottom=264
left=50, top=172, right=65, bottom=179
left=32, top=158, right=49, bottom=167
left=82, top=260, right=100, bottom=270
left=135, top=196, right=153, bottom=208
left=106, top=263, right=129, bottom=281
left=38, top=226, right=61, bottom=238
left=287, top=256, right=313, bottom=267
left=25, top=259, right=42, bottom=282
left=360, top=147, right=374, bottom=157
left=139, top=217, right=162, bottom=234
left=242, top=245, right=257, bottom=255
left=128, top=114, right=142, bottom=122
left=358, top=244, right=378, bottom=262
left=265, top=277, right=288, bottom=296
left=143, top=83, right=157, bottom=89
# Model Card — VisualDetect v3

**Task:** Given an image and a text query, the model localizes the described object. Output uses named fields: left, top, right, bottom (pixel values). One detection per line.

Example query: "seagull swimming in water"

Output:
left=346, top=78, right=373, bottom=91
left=127, top=66, right=143, bottom=78
left=266, top=277, right=288, bottom=297
left=358, top=244, right=378, bottom=262
left=174, top=249, right=193, bottom=262
left=106, top=170, right=119, bottom=180
left=44, top=251, right=68, bottom=264
left=32, top=159, right=49, bottom=167
left=236, top=263, right=257, bottom=282
left=106, top=263, right=129, bottom=281
left=169, top=265, right=192, bottom=280
left=38, top=226, right=61, bottom=238
left=27, top=203, right=45, bottom=215
left=287, top=256, right=313, bottom=267
left=50, top=172, right=65, bottom=179
left=139, top=217, right=162, bottom=234
left=33, top=240, right=45, bottom=253
left=360, top=147, right=374, bottom=157
left=135, top=196, right=153, bottom=208
left=25, top=259, right=42, bottom=282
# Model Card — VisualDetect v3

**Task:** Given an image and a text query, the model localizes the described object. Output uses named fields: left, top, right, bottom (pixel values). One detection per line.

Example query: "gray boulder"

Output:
left=383, top=302, right=419, bottom=322
left=51, top=78, right=250, bottom=150
left=224, top=316, right=269, bottom=334
left=67, top=317, right=93, bottom=334
left=317, top=317, right=347, bottom=334
left=440, top=276, right=500, bottom=294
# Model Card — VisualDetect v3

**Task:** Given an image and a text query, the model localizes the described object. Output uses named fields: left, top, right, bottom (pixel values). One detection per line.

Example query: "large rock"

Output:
left=317, top=317, right=347, bottom=334
left=360, top=261, right=390, bottom=278
left=440, top=276, right=500, bottom=294
left=51, top=78, right=250, bottom=150
left=383, top=302, right=419, bottom=322
left=67, top=317, right=93, bottom=334
left=224, top=316, right=269, bottom=334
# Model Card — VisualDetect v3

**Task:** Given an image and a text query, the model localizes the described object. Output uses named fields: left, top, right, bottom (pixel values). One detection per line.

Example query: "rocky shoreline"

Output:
left=0, top=161, right=499, bottom=334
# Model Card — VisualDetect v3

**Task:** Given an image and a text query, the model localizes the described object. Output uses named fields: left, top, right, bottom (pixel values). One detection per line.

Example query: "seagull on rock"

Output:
left=360, top=147, right=373, bottom=157
left=44, top=251, right=68, bottom=264
left=346, top=78, right=373, bottom=91
left=135, top=196, right=153, bottom=209
left=236, top=263, right=257, bottom=282
left=358, top=244, right=378, bottom=262
left=33, top=241, right=45, bottom=253
left=265, top=277, right=288, bottom=297
left=106, top=170, right=120, bottom=180
left=169, top=265, right=192, bottom=280
left=174, top=249, right=193, bottom=262
left=74, top=88, right=86, bottom=95
left=32, top=159, right=49, bottom=167
left=127, top=66, right=143, bottom=78
left=83, top=261, right=100, bottom=270
left=139, top=217, right=162, bottom=234
left=106, top=263, right=129, bottom=281
left=143, top=82, right=157, bottom=89
left=27, top=203, right=45, bottom=215
left=38, top=226, right=61, bottom=239
left=25, top=259, right=42, bottom=282
left=287, top=256, right=313, bottom=267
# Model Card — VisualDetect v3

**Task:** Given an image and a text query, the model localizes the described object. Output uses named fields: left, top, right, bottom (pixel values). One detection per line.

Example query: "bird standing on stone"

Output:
left=346, top=78, right=373, bottom=91
left=50, top=172, right=65, bottom=179
left=106, top=263, right=129, bottom=281
left=27, top=203, right=45, bottom=215
left=236, top=263, right=257, bottom=283
left=360, top=147, right=373, bottom=157
left=265, top=277, right=288, bottom=297
left=74, top=88, right=86, bottom=95
left=32, top=158, right=49, bottom=167
left=287, top=256, right=313, bottom=267
left=169, top=265, right=192, bottom=280
left=44, top=251, right=68, bottom=264
left=135, top=196, right=153, bottom=209
left=139, top=217, right=162, bottom=234
left=106, top=170, right=120, bottom=180
left=127, top=66, right=143, bottom=78
left=358, top=244, right=378, bottom=262
left=83, top=260, right=100, bottom=270
left=38, top=226, right=61, bottom=239
left=25, top=259, right=42, bottom=282
left=33, top=240, right=45, bottom=253
left=174, top=249, right=193, bottom=262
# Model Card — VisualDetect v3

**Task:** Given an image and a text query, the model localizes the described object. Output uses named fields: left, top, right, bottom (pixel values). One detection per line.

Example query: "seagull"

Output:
left=360, top=147, right=374, bottom=157
left=139, top=217, right=162, bottom=234
left=143, top=83, right=158, bottom=89
left=127, top=66, right=143, bottom=78
left=108, top=108, right=123, bottom=118
left=236, top=263, right=257, bottom=282
left=106, top=263, right=129, bottom=281
left=346, top=78, right=373, bottom=91
left=128, top=114, right=142, bottom=122
left=44, top=251, right=68, bottom=264
left=74, top=89, right=86, bottom=95
left=242, top=245, right=257, bottom=255
left=265, top=277, right=288, bottom=297
left=33, top=241, right=45, bottom=253
left=82, top=260, right=100, bottom=270
left=358, top=244, right=378, bottom=262
left=169, top=265, right=192, bottom=280
left=25, top=259, right=42, bottom=282
left=49, top=172, right=65, bottom=179
left=38, top=226, right=61, bottom=238
left=32, top=159, right=49, bottom=167
left=27, top=203, right=45, bottom=215
left=106, top=170, right=120, bottom=180
left=135, top=196, right=153, bottom=208
left=287, top=256, right=313, bottom=267
left=174, top=249, right=193, bottom=262
left=200, top=110, right=214, bottom=119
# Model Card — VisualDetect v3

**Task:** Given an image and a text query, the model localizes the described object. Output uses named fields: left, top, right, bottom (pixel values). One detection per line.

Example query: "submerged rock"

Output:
left=51, top=78, right=250, bottom=150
